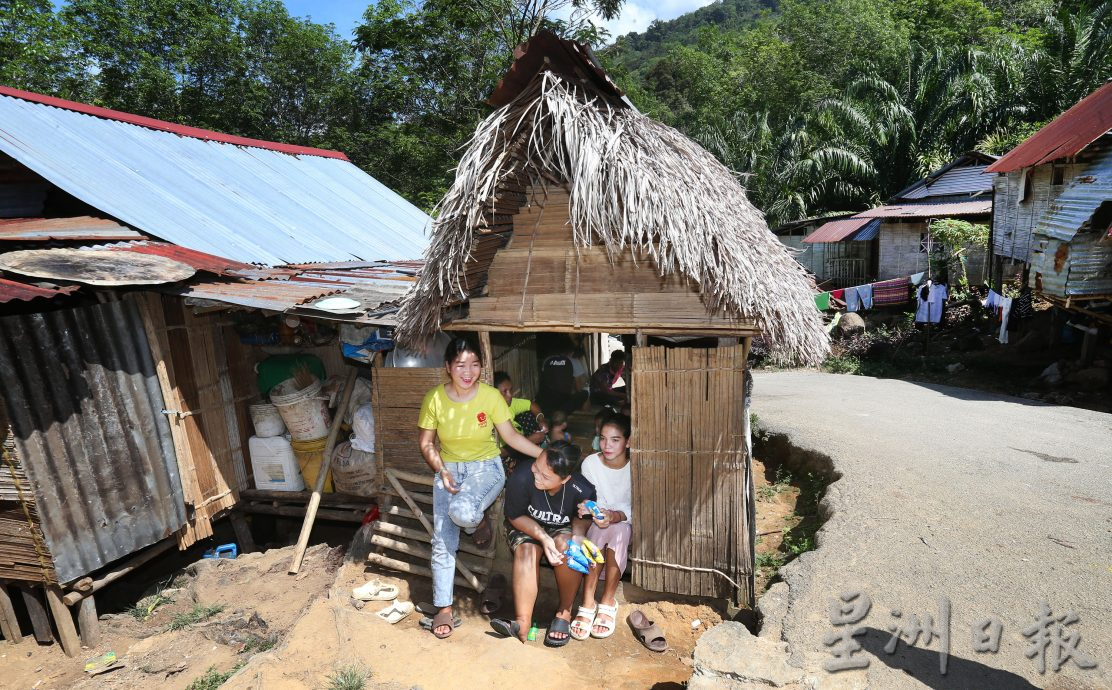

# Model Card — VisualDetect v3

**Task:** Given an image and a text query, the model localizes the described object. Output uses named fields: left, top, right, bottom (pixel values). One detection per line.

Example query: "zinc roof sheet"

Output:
left=856, top=200, right=992, bottom=218
left=802, top=217, right=872, bottom=243
left=1031, top=147, right=1112, bottom=243
left=0, top=91, right=431, bottom=266
left=0, top=277, right=79, bottom=303
left=0, top=216, right=145, bottom=241
left=987, top=82, right=1112, bottom=173
left=901, top=166, right=994, bottom=199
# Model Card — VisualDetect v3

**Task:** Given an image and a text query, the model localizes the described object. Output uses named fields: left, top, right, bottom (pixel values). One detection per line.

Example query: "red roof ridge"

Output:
left=0, top=85, right=350, bottom=161
left=986, top=82, right=1112, bottom=173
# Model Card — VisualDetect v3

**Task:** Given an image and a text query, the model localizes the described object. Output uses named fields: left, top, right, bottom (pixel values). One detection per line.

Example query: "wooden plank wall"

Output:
left=373, top=368, right=446, bottom=484
left=0, top=426, right=56, bottom=583
left=466, top=185, right=757, bottom=334
left=630, top=344, right=751, bottom=603
left=138, top=295, right=243, bottom=549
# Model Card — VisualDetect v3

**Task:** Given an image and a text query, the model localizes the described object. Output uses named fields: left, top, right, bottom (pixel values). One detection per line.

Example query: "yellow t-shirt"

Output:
left=418, top=383, right=511, bottom=463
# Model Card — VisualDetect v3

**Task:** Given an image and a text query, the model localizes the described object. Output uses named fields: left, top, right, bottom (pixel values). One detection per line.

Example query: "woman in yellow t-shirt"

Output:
left=418, top=338, right=542, bottom=639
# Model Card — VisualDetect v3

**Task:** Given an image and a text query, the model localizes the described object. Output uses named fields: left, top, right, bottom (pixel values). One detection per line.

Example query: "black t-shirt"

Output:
left=504, top=459, right=596, bottom=529
left=540, top=355, right=575, bottom=397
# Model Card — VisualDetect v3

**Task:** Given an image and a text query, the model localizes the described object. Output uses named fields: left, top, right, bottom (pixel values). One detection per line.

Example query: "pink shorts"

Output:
left=586, top=521, right=631, bottom=579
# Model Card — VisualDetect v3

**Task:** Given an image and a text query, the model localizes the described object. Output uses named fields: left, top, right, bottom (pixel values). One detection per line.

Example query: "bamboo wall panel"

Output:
left=373, top=368, right=446, bottom=483
left=491, top=334, right=539, bottom=400
left=630, top=345, right=751, bottom=603
left=0, top=424, right=56, bottom=583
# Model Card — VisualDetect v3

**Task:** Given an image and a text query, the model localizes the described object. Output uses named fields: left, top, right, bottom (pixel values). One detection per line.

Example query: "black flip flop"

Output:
left=489, top=618, right=523, bottom=642
left=480, top=574, right=506, bottom=615
left=544, top=617, right=572, bottom=648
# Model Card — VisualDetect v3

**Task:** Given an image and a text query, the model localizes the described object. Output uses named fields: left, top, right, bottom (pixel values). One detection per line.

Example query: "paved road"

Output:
left=750, top=371, right=1112, bottom=690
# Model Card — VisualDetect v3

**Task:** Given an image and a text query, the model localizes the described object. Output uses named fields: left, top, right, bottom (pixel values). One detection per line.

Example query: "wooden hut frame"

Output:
left=393, top=32, right=829, bottom=606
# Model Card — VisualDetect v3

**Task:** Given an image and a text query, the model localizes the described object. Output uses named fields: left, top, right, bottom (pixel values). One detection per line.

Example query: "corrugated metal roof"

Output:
left=0, top=277, right=79, bottom=303
left=0, top=85, right=348, bottom=160
left=850, top=218, right=882, bottom=241
left=802, top=217, right=872, bottom=243
left=176, top=261, right=420, bottom=323
left=1030, top=147, right=1112, bottom=242
left=987, top=82, right=1112, bottom=173
left=0, top=216, right=144, bottom=241
left=856, top=200, right=992, bottom=218
left=0, top=91, right=432, bottom=265
left=90, top=240, right=278, bottom=278
left=901, top=165, right=994, bottom=199
left=0, top=299, right=187, bottom=583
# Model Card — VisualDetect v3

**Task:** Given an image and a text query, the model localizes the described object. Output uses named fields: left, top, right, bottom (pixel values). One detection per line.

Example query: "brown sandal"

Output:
left=629, top=610, right=668, bottom=652
left=431, top=609, right=456, bottom=639
left=472, top=514, right=493, bottom=547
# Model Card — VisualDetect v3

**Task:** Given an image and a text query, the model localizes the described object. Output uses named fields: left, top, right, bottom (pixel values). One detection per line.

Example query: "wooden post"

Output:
left=228, top=512, right=257, bottom=554
left=289, top=367, right=359, bottom=574
left=478, top=330, right=494, bottom=386
left=0, top=583, right=21, bottom=644
left=78, top=596, right=100, bottom=648
left=44, top=586, right=79, bottom=657
left=62, top=539, right=175, bottom=606
left=19, top=585, right=51, bottom=643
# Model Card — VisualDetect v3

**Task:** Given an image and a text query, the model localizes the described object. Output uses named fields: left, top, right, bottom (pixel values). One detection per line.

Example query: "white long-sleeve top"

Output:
left=579, top=452, right=632, bottom=523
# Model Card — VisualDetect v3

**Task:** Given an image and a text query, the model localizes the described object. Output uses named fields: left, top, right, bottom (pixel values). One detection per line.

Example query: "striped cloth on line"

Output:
left=871, top=277, right=909, bottom=306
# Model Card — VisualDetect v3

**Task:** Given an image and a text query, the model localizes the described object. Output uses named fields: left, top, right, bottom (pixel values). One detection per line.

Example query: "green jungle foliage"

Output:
left=1, top=0, right=1110, bottom=224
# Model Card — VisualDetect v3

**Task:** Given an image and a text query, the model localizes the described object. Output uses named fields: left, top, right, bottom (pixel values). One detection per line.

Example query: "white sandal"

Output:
left=352, top=579, right=399, bottom=601
left=376, top=600, right=414, bottom=624
left=591, top=603, right=618, bottom=639
left=570, top=606, right=596, bottom=641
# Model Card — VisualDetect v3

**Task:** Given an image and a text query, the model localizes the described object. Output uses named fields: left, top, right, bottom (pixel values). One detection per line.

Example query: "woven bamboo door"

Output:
left=629, top=344, right=753, bottom=604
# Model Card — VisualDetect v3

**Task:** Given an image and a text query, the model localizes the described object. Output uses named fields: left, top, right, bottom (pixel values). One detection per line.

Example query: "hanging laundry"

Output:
left=910, top=271, right=926, bottom=286
left=915, top=281, right=932, bottom=323
left=915, top=282, right=947, bottom=324
left=982, top=289, right=1004, bottom=311
left=831, top=288, right=845, bottom=301
left=858, top=283, right=874, bottom=310
left=815, top=292, right=831, bottom=311
left=844, top=286, right=862, bottom=312
left=1013, top=289, right=1034, bottom=320
left=872, top=277, right=910, bottom=306
left=998, top=296, right=1013, bottom=343
left=928, top=283, right=948, bottom=323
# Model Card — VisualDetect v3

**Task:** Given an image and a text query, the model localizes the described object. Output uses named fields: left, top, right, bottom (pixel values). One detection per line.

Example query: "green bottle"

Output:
left=527, top=621, right=538, bottom=641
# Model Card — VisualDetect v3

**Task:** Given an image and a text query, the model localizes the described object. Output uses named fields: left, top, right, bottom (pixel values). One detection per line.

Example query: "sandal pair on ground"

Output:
left=489, top=608, right=668, bottom=652
left=569, top=602, right=617, bottom=640
left=352, top=579, right=415, bottom=625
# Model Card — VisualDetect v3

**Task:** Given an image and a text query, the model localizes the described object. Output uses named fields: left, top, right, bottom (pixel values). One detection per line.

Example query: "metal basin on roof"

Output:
left=0, top=248, right=195, bottom=285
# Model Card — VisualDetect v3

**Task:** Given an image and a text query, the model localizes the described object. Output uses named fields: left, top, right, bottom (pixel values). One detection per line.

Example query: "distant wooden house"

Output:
left=770, top=214, right=855, bottom=286
left=986, top=82, right=1112, bottom=320
left=802, top=153, right=995, bottom=287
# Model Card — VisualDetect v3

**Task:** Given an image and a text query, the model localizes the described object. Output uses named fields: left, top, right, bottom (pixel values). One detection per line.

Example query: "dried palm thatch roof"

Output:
left=397, top=61, right=829, bottom=365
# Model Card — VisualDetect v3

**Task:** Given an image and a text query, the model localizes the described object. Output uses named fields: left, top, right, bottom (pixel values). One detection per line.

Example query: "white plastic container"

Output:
left=249, top=435, right=305, bottom=491
left=270, top=378, right=331, bottom=441
left=249, top=403, right=286, bottom=438
left=331, top=441, right=376, bottom=497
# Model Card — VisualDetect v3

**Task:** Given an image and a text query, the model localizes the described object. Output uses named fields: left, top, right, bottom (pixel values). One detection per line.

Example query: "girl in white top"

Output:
left=570, top=414, right=632, bottom=640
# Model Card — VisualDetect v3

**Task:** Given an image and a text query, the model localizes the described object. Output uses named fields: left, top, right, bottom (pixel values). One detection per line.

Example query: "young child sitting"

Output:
left=545, top=410, right=570, bottom=446
left=571, top=413, right=632, bottom=640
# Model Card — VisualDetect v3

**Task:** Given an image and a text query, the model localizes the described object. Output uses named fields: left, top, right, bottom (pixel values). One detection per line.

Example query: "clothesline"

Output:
left=814, top=271, right=927, bottom=312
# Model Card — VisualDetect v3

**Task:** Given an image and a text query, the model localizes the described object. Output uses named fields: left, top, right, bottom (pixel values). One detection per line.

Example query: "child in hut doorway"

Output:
left=570, top=413, right=633, bottom=640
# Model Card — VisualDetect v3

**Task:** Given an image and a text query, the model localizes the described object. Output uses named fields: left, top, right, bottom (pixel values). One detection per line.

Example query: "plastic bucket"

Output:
left=270, top=379, right=331, bottom=441
left=248, top=435, right=304, bottom=491
left=291, top=436, right=332, bottom=492
left=249, top=403, right=286, bottom=438
left=331, top=441, right=377, bottom=497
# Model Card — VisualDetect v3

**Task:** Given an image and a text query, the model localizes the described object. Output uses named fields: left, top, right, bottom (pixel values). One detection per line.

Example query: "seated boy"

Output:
left=489, top=441, right=596, bottom=647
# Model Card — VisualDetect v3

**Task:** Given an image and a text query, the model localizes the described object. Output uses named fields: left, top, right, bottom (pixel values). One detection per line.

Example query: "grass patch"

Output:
left=326, top=665, right=370, bottom=690
left=240, top=635, right=278, bottom=655
left=127, top=593, right=171, bottom=622
left=185, top=663, right=244, bottom=690
left=822, top=353, right=861, bottom=375
left=169, top=603, right=226, bottom=631
left=755, top=551, right=784, bottom=570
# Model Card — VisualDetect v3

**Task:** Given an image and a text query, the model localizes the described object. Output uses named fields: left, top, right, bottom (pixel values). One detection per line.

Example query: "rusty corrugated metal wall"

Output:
left=0, top=298, right=186, bottom=583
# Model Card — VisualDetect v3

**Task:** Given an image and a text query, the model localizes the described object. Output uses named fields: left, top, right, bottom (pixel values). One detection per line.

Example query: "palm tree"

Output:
left=1024, top=0, right=1112, bottom=119
left=697, top=111, right=875, bottom=228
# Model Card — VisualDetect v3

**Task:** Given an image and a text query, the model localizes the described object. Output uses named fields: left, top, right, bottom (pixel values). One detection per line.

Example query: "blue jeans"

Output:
left=431, top=457, right=505, bottom=607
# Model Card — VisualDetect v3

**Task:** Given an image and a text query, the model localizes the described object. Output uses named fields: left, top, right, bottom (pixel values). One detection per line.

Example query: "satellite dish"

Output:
left=0, top=249, right=195, bottom=286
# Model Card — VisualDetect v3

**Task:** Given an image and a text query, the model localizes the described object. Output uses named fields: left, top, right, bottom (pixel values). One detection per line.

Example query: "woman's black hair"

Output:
left=493, top=371, right=512, bottom=387
left=443, top=337, right=481, bottom=365
left=543, top=440, right=581, bottom=478
left=600, top=413, right=631, bottom=439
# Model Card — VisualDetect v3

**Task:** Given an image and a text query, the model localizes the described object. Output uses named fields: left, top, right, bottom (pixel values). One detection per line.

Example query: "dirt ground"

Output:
left=1, top=456, right=806, bottom=690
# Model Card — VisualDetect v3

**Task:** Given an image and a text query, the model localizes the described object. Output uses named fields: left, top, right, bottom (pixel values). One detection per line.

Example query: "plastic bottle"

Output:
left=527, top=622, right=538, bottom=641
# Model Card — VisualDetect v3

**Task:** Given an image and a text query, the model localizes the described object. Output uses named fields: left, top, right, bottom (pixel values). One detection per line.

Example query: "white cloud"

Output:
left=590, top=0, right=718, bottom=38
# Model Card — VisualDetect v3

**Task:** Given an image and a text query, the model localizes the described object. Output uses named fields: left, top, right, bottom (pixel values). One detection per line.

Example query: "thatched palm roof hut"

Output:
left=396, top=32, right=828, bottom=365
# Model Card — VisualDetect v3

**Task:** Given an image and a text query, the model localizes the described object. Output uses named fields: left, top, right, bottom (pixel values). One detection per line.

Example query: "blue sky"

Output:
left=282, top=1, right=718, bottom=40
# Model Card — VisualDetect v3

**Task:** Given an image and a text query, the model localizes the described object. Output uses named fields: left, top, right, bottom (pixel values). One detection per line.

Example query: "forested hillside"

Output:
left=1, top=0, right=1109, bottom=227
